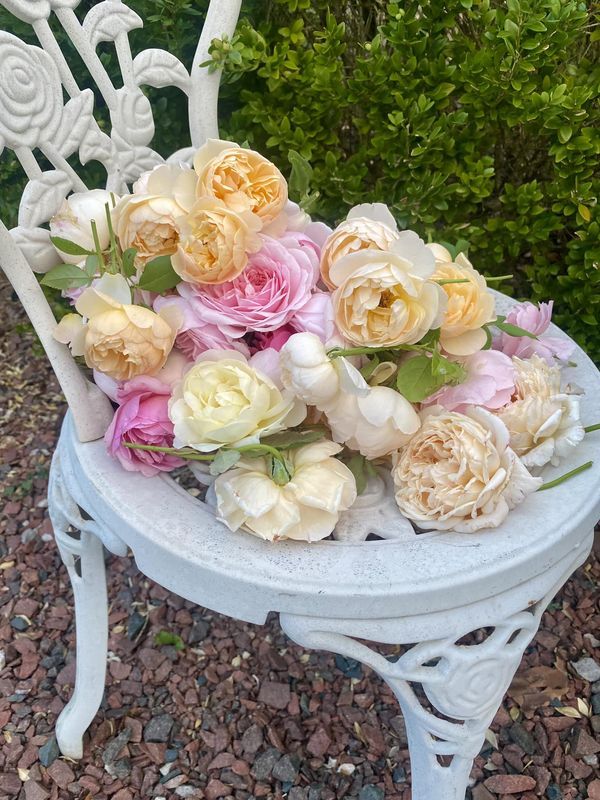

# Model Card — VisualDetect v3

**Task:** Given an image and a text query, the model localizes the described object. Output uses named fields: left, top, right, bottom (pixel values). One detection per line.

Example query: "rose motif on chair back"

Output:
left=0, top=33, right=63, bottom=149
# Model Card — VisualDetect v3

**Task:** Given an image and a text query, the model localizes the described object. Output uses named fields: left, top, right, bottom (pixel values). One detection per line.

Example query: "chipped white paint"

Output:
left=1, top=4, right=600, bottom=797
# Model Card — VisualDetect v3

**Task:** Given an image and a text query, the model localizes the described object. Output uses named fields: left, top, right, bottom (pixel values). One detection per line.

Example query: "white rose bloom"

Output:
left=496, top=355, right=584, bottom=467
left=280, top=332, right=420, bottom=458
left=50, top=190, right=116, bottom=264
left=169, top=350, right=306, bottom=452
left=132, top=163, right=197, bottom=212
left=214, top=440, right=357, bottom=542
left=393, top=406, right=541, bottom=533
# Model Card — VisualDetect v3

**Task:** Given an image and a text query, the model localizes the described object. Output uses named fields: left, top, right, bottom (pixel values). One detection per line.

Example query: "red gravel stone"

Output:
left=205, top=778, right=230, bottom=799
left=484, top=775, right=537, bottom=794
left=257, top=681, right=290, bottom=710
left=307, top=727, right=332, bottom=757
left=46, top=759, right=76, bottom=789
left=588, top=780, right=600, bottom=800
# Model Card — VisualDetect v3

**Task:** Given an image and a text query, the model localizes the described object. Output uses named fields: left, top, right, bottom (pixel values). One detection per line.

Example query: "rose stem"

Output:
left=537, top=461, right=593, bottom=491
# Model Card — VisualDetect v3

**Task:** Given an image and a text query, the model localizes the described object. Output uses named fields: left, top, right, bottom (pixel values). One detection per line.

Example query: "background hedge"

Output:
left=1, top=1, right=599, bottom=357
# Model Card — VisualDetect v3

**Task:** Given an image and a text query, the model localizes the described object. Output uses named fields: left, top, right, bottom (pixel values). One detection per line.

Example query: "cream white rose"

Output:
left=429, top=244, right=495, bottom=356
left=169, top=350, right=306, bottom=452
left=280, top=333, right=421, bottom=458
left=320, top=203, right=400, bottom=289
left=214, top=440, right=357, bottom=542
left=393, top=406, right=541, bottom=533
left=330, top=232, right=447, bottom=347
left=133, top=163, right=197, bottom=211
left=50, top=190, right=116, bottom=264
left=496, top=355, right=584, bottom=467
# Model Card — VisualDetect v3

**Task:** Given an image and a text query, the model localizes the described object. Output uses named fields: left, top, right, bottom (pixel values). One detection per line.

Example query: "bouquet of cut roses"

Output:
left=46, top=140, right=593, bottom=542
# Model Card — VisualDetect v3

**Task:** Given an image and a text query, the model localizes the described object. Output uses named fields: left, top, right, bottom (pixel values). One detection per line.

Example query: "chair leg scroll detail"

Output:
left=280, top=552, right=588, bottom=800
left=49, top=466, right=109, bottom=759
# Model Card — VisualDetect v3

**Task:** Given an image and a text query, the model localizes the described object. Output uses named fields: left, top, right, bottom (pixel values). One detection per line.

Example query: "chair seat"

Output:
left=52, top=293, right=600, bottom=628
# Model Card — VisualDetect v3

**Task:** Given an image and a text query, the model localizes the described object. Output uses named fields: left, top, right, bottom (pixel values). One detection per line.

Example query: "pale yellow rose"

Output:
left=330, top=232, right=447, bottom=347
left=172, top=198, right=262, bottom=285
left=213, top=440, right=357, bottom=542
left=50, top=189, right=116, bottom=264
left=113, top=194, right=183, bottom=267
left=169, top=350, right=306, bottom=452
left=429, top=245, right=495, bottom=356
left=54, top=274, right=179, bottom=381
left=392, top=406, right=541, bottom=533
left=320, top=203, right=400, bottom=289
left=133, top=163, right=197, bottom=211
left=194, top=138, right=287, bottom=224
left=495, top=355, right=584, bottom=467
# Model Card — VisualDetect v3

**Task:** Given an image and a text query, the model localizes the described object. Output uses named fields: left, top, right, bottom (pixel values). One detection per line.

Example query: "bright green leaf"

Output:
left=209, top=449, right=241, bottom=476
left=137, top=256, right=180, bottom=293
left=50, top=236, right=94, bottom=257
left=41, top=263, right=93, bottom=291
left=122, top=248, right=137, bottom=278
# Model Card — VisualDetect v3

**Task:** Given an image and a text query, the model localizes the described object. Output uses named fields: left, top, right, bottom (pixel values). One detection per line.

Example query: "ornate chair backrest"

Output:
left=0, top=0, right=242, bottom=441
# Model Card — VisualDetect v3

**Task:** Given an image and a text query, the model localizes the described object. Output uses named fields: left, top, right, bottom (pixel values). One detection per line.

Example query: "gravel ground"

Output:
left=1, top=274, right=600, bottom=800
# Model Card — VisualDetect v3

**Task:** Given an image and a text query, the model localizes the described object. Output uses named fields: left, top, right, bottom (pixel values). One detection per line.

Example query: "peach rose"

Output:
left=330, top=232, right=447, bottom=347
left=194, top=139, right=287, bottom=224
left=54, top=274, right=180, bottom=381
left=393, top=406, right=541, bottom=533
left=114, top=194, right=183, bottom=267
left=320, top=203, right=400, bottom=289
left=172, top=198, right=262, bottom=285
left=429, top=244, right=495, bottom=356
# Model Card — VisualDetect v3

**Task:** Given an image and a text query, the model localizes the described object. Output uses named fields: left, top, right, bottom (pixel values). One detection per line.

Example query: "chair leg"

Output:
left=280, top=546, right=591, bottom=800
left=48, top=461, right=109, bottom=760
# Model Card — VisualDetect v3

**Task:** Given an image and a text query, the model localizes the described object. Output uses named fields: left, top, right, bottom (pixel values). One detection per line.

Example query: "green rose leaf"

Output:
left=395, top=355, right=446, bottom=403
left=345, top=453, right=369, bottom=495
left=270, top=455, right=293, bottom=486
left=494, top=315, right=537, bottom=339
left=262, top=427, right=327, bottom=450
left=84, top=254, right=100, bottom=279
left=41, top=263, right=94, bottom=290
left=209, top=449, right=241, bottom=476
left=137, top=255, right=181, bottom=293
left=50, top=236, right=95, bottom=257
left=121, top=248, right=138, bottom=279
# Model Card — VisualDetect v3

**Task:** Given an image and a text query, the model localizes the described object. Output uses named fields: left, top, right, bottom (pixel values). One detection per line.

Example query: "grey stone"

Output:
left=10, top=616, right=29, bottom=631
left=392, top=767, right=406, bottom=783
left=272, top=754, right=298, bottom=783
left=545, top=784, right=562, bottom=800
left=591, top=715, right=600, bottom=734
left=251, top=748, right=281, bottom=781
left=144, top=714, right=174, bottom=743
left=583, top=754, right=599, bottom=767
left=509, top=721, right=536, bottom=755
left=592, top=680, right=600, bottom=693
left=38, top=736, right=60, bottom=767
left=102, top=727, right=131, bottom=768
left=359, top=786, right=384, bottom=800
left=591, top=693, right=600, bottom=714
left=571, top=657, right=600, bottom=683
left=175, top=788, right=201, bottom=798
left=287, top=789, right=307, bottom=800
left=188, top=618, right=210, bottom=644
left=127, top=611, right=146, bottom=640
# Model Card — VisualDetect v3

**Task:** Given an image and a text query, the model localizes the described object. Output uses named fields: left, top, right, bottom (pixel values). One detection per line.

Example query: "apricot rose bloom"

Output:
left=392, top=406, right=541, bottom=533
left=428, top=243, right=495, bottom=356
left=172, top=198, right=262, bottom=285
left=213, top=440, right=357, bottom=542
left=320, top=203, right=400, bottom=290
left=53, top=274, right=180, bottom=381
left=330, top=232, right=447, bottom=347
left=169, top=350, right=306, bottom=452
left=114, top=194, right=183, bottom=267
left=194, top=139, right=288, bottom=224
left=496, top=355, right=584, bottom=468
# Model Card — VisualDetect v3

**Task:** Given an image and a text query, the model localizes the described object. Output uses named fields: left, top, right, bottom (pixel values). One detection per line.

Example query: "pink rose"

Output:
left=250, top=326, right=296, bottom=353
left=291, top=290, right=337, bottom=343
left=181, top=232, right=320, bottom=338
left=494, top=301, right=575, bottom=364
left=424, top=350, right=516, bottom=412
left=104, top=376, right=185, bottom=477
left=154, top=294, right=250, bottom=360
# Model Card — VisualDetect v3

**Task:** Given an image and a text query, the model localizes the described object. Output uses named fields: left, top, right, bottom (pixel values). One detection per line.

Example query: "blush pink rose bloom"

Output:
left=424, top=350, right=516, bottom=413
left=494, top=301, right=575, bottom=364
left=154, top=294, right=250, bottom=360
left=181, top=232, right=320, bottom=338
left=104, top=376, right=185, bottom=477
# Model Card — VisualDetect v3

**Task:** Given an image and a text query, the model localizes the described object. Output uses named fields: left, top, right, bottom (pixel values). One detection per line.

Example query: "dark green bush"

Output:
left=1, top=1, right=598, bottom=357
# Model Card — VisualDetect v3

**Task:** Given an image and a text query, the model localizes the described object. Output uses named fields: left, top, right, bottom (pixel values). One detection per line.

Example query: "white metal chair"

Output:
left=1, top=3, right=599, bottom=798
